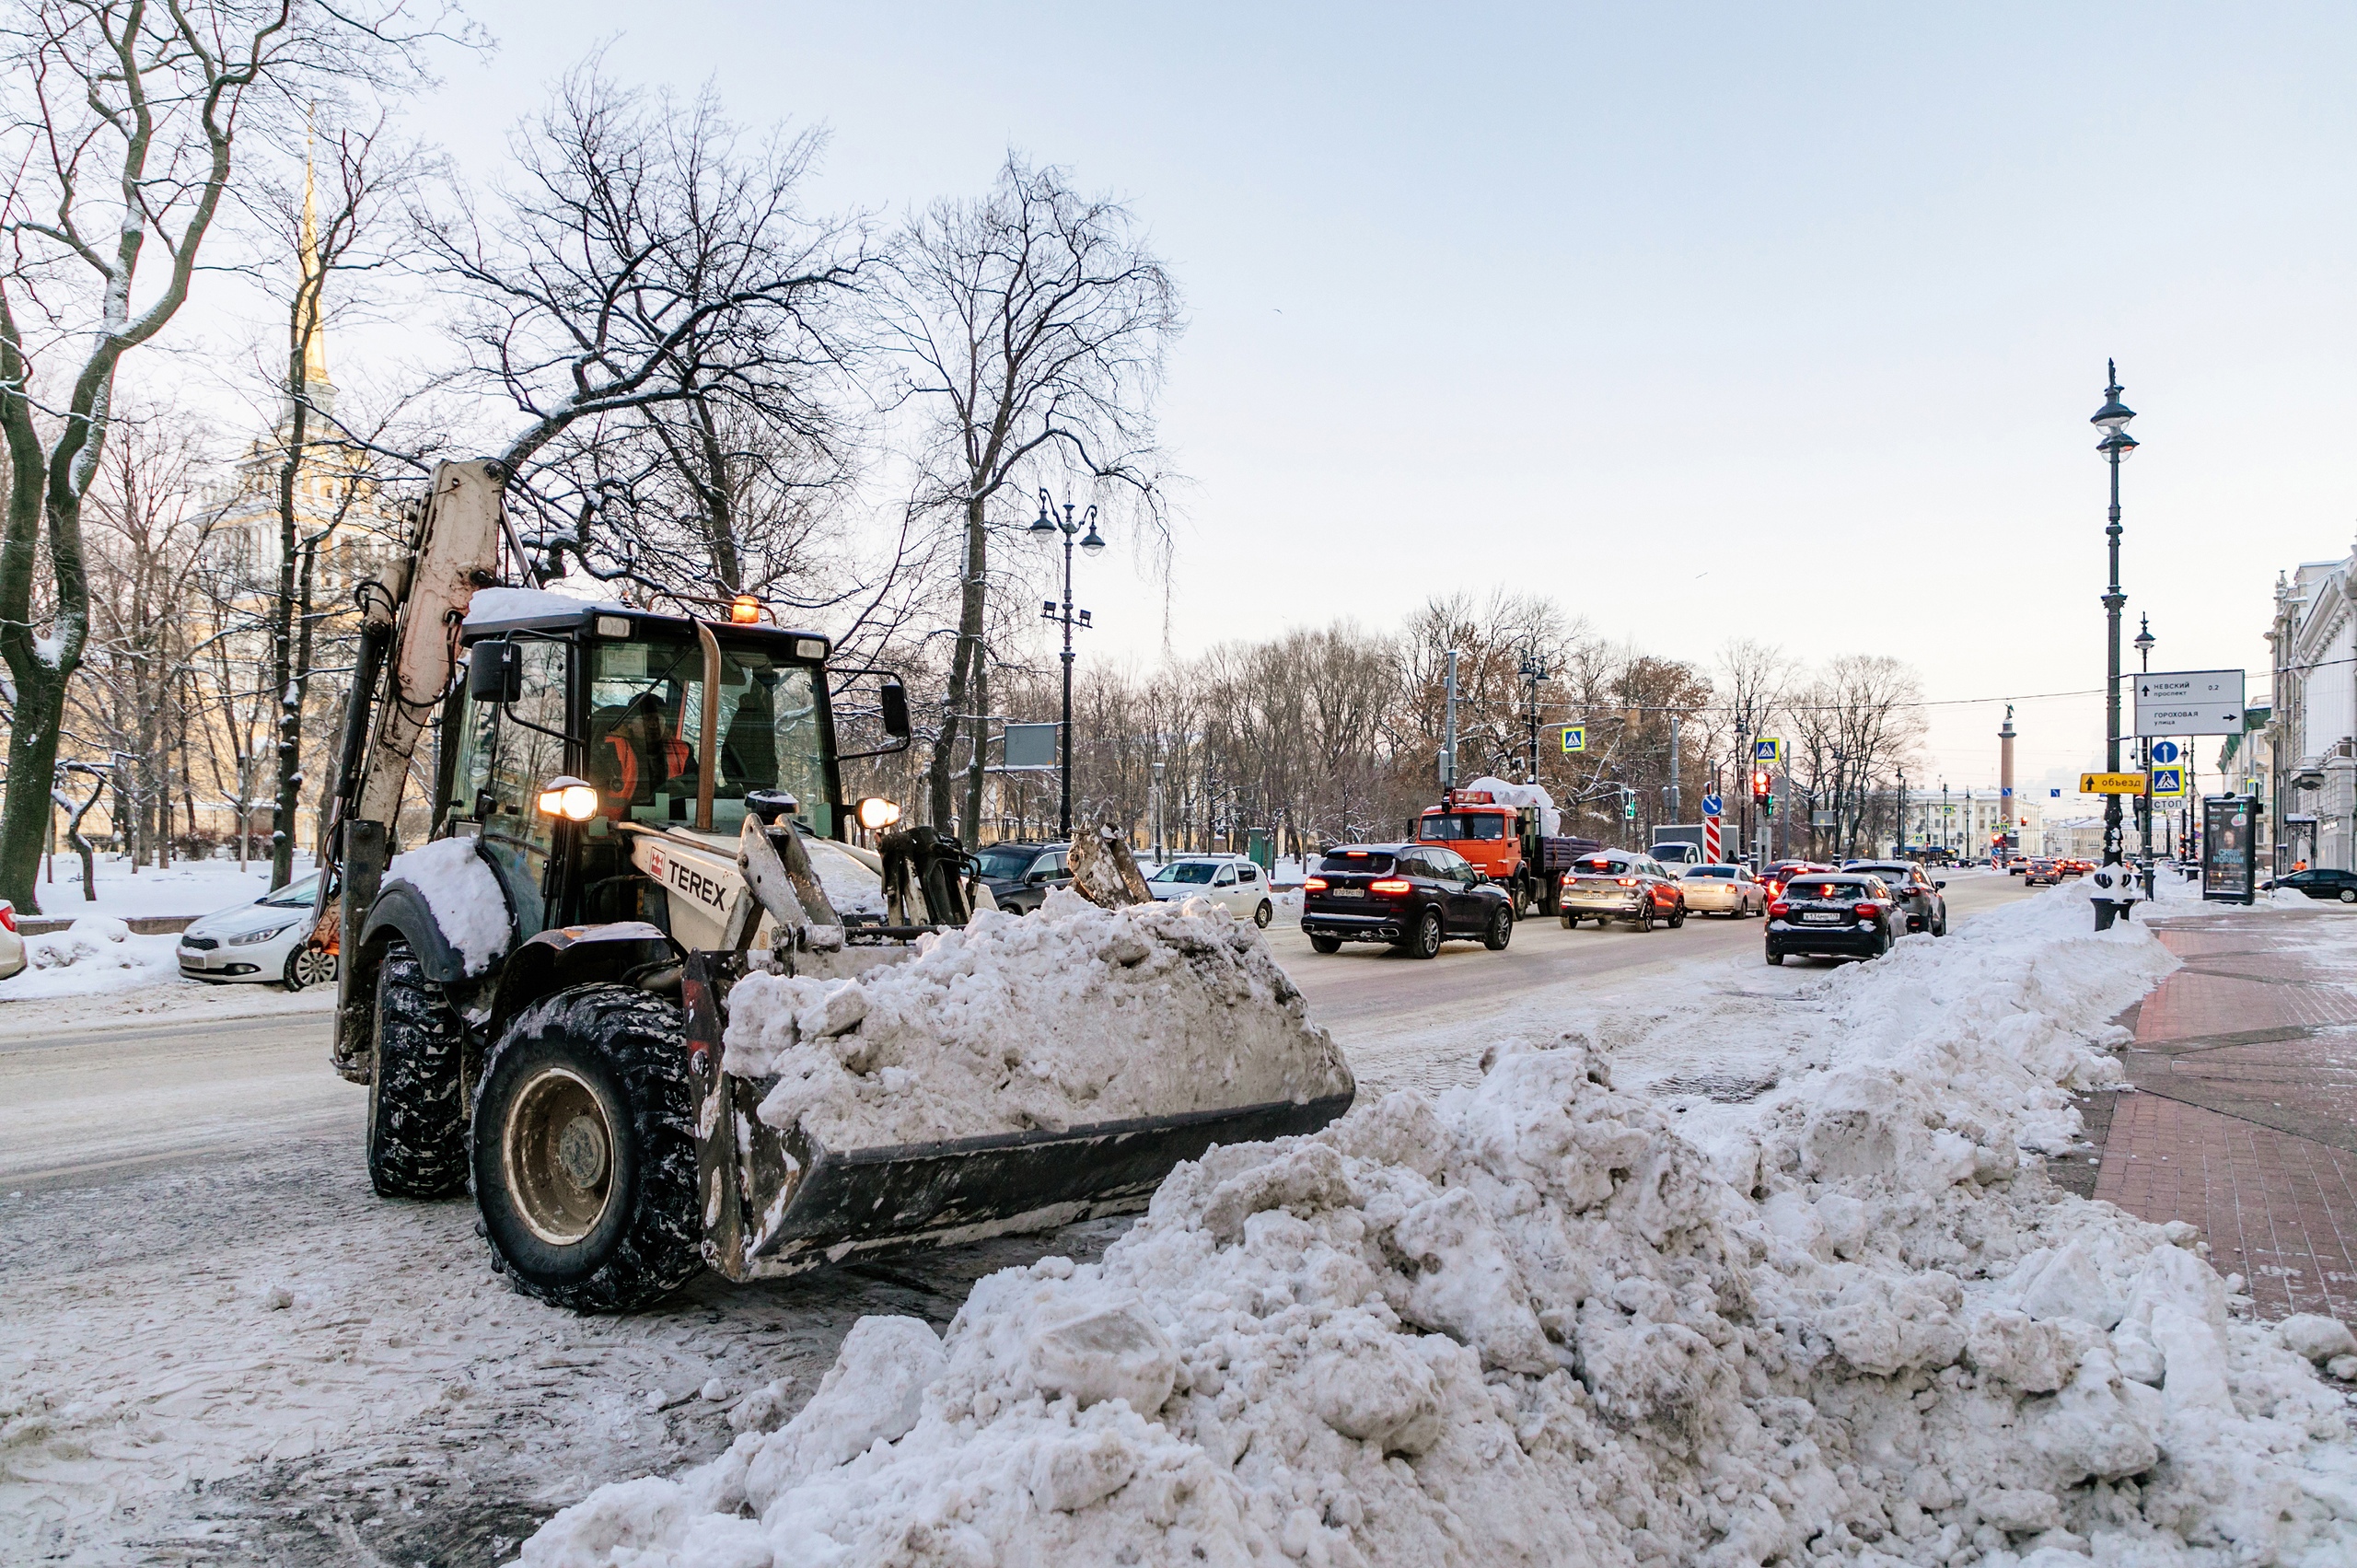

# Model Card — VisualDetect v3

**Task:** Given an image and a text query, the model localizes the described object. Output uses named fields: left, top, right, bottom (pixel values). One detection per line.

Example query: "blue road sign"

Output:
left=2152, top=765, right=2187, bottom=798
left=2151, top=739, right=2181, bottom=764
left=1701, top=794, right=1723, bottom=817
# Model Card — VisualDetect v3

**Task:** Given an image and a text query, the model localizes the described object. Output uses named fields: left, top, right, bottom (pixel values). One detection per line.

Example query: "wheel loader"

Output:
left=317, top=460, right=1353, bottom=1311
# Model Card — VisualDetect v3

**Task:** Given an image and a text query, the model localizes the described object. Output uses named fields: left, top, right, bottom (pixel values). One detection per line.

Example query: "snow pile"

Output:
left=386, top=837, right=511, bottom=974
left=1461, top=774, right=1559, bottom=836
left=26, top=915, right=134, bottom=969
left=1, top=917, right=181, bottom=1002
left=723, top=888, right=1352, bottom=1147
left=520, top=889, right=2357, bottom=1568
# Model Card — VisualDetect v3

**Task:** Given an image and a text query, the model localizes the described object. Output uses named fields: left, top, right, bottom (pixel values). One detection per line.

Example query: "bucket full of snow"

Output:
left=688, top=890, right=1357, bottom=1278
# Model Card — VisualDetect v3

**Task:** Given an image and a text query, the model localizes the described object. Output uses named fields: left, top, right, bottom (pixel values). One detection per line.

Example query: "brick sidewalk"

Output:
left=2091, top=904, right=2357, bottom=1322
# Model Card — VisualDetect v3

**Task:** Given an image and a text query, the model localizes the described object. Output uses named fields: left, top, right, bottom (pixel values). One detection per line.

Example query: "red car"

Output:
left=1759, top=860, right=1834, bottom=901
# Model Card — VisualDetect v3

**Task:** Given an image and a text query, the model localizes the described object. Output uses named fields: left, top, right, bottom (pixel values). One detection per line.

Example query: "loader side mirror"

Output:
left=469, top=640, right=522, bottom=703
left=879, top=679, right=911, bottom=739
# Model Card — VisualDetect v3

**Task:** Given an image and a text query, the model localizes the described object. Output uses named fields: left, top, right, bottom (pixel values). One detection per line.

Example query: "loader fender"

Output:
left=358, top=882, right=481, bottom=989
left=337, top=885, right=489, bottom=1086
left=489, top=923, right=678, bottom=1043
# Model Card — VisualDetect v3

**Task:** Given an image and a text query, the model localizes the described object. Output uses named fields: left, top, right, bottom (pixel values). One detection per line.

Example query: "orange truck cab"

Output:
left=1416, top=790, right=1588, bottom=916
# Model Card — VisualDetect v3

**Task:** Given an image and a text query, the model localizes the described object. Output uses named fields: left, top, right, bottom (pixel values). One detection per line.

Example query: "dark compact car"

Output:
left=1558, top=850, right=1687, bottom=931
left=1302, top=843, right=1515, bottom=958
left=971, top=841, right=1073, bottom=914
left=1766, top=871, right=1902, bottom=965
left=1842, top=858, right=1949, bottom=936
left=2023, top=858, right=2063, bottom=888
left=2263, top=867, right=2357, bottom=903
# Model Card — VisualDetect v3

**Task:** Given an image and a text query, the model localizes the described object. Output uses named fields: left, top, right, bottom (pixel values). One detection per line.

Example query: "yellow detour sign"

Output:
left=2081, top=772, right=2148, bottom=795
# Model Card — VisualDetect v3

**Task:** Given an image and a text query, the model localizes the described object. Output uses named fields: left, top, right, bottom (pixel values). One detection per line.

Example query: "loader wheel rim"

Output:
left=504, top=1065, right=616, bottom=1246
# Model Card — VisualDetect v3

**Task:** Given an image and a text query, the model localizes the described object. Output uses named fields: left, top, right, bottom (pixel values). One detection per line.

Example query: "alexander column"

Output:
left=1999, top=705, right=2016, bottom=856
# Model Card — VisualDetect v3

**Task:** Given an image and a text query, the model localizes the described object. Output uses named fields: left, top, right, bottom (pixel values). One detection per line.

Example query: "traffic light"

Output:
left=1750, top=769, right=1771, bottom=802
left=1763, top=793, right=1776, bottom=818
left=1622, top=788, right=1637, bottom=820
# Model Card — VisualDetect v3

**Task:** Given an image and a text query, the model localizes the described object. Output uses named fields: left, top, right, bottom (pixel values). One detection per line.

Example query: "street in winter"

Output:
left=6, top=8, right=2357, bottom=1568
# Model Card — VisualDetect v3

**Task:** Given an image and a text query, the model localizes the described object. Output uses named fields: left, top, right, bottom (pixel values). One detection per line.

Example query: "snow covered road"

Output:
left=2, top=869, right=2202, bottom=1568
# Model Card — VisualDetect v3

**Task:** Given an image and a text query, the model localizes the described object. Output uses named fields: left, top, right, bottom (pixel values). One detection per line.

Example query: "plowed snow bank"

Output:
left=521, top=887, right=2357, bottom=1568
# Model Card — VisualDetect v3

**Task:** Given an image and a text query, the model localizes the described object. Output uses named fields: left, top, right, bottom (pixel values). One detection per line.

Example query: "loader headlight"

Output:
left=856, top=796, right=902, bottom=831
left=536, top=776, right=601, bottom=822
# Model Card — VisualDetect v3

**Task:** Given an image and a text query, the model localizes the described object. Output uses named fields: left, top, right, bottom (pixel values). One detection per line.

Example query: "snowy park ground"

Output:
left=6, top=877, right=2357, bottom=1565
left=0, top=853, right=327, bottom=1028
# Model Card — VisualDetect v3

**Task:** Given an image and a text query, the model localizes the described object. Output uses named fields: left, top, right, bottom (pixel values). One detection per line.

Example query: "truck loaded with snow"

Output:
left=311, top=460, right=1353, bottom=1311
left=1413, top=777, right=1596, bottom=917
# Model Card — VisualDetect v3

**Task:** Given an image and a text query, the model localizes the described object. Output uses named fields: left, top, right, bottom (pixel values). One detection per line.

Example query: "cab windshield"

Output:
left=586, top=635, right=831, bottom=837
left=1420, top=812, right=1507, bottom=841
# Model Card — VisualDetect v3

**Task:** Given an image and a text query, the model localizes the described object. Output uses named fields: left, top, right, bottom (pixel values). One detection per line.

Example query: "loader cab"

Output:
left=439, top=602, right=845, bottom=943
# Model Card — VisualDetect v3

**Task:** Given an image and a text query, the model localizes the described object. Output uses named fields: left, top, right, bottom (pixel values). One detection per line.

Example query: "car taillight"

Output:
left=1853, top=901, right=1881, bottom=917
left=1369, top=878, right=1413, bottom=896
left=1769, top=900, right=1790, bottom=917
left=0, top=901, right=14, bottom=933
left=1616, top=877, right=1638, bottom=887
left=1304, top=877, right=1328, bottom=892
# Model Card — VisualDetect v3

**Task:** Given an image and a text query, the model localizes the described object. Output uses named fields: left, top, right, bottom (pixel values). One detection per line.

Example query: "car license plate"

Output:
left=1330, top=889, right=1364, bottom=899
left=1801, top=912, right=1841, bottom=923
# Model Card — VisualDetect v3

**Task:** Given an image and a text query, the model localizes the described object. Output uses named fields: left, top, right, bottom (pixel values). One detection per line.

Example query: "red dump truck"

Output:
left=1414, top=785, right=1596, bottom=917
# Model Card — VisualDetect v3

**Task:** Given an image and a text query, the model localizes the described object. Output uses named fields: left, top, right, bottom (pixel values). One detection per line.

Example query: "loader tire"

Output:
left=473, top=983, right=700, bottom=1313
left=367, top=944, right=470, bottom=1200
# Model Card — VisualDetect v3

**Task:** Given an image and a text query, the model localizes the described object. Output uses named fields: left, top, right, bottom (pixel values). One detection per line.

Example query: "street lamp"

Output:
left=2092, top=361, right=2138, bottom=928
left=2133, top=614, right=2157, bottom=889
left=1033, top=490, right=1103, bottom=840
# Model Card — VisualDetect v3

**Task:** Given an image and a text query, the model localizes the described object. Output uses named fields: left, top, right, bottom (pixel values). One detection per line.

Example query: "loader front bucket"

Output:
left=683, top=952, right=1353, bottom=1279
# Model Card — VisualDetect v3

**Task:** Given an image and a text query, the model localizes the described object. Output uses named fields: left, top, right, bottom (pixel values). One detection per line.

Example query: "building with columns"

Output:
left=1902, top=789, right=2040, bottom=857
left=2266, top=553, right=2354, bottom=871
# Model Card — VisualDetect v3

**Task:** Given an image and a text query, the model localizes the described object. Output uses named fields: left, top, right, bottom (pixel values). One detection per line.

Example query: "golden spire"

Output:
left=298, top=110, right=330, bottom=390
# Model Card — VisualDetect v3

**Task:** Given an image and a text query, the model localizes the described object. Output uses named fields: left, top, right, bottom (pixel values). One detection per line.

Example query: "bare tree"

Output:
left=881, top=153, right=1182, bottom=837
left=70, top=404, right=220, bottom=871
left=422, top=66, right=868, bottom=579
left=0, top=0, right=447, bottom=912
left=247, top=113, right=428, bottom=887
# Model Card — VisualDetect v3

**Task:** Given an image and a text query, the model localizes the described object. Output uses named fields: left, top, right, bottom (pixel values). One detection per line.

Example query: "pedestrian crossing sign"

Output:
left=1754, top=738, right=1783, bottom=763
left=2151, top=765, right=2187, bottom=798
left=1560, top=726, right=1585, bottom=753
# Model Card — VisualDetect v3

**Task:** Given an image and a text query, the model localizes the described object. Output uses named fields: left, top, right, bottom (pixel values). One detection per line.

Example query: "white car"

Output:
left=178, top=872, right=338, bottom=989
left=1677, top=863, right=1767, bottom=916
left=1146, top=856, right=1274, bottom=927
left=0, top=900, right=23, bottom=981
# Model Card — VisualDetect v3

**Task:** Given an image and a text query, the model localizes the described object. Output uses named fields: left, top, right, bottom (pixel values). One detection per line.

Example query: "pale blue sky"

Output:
left=364, top=5, right=2357, bottom=795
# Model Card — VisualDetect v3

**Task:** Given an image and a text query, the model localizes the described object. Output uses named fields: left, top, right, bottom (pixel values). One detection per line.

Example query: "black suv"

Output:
left=2263, top=866, right=2357, bottom=903
left=1767, top=871, right=1901, bottom=965
left=972, top=841, right=1072, bottom=914
left=1302, top=843, right=1515, bottom=958
left=1842, top=859, right=1949, bottom=935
